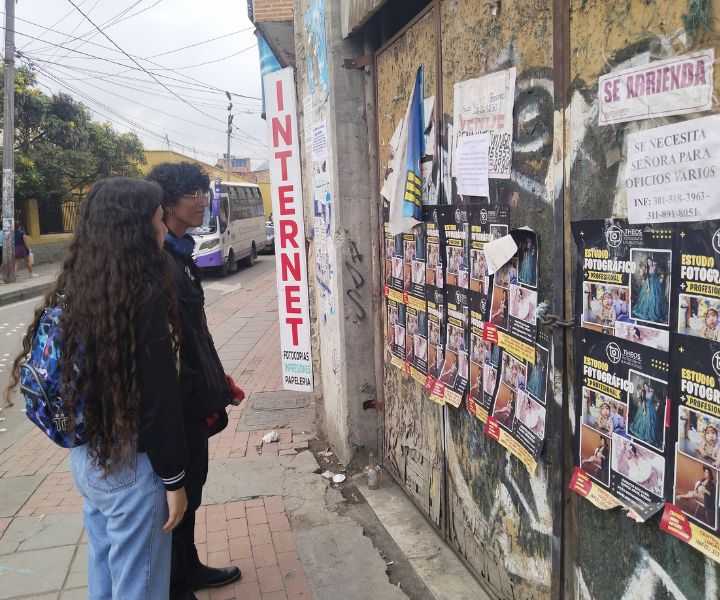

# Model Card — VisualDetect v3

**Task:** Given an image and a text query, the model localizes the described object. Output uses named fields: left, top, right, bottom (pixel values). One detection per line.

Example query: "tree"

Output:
left=1, top=67, right=146, bottom=209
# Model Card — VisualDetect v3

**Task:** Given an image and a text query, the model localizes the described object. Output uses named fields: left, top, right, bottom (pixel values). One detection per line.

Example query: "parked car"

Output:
left=263, top=221, right=275, bottom=254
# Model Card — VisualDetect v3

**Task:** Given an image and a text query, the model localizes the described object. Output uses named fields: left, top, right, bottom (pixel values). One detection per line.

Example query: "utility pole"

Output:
left=2, top=0, right=16, bottom=283
left=226, top=91, right=233, bottom=182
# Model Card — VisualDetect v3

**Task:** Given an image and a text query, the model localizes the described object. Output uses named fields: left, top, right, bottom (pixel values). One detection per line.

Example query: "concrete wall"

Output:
left=295, top=0, right=379, bottom=463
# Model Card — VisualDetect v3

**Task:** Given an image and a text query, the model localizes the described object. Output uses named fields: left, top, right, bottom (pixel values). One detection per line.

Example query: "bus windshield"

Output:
left=188, top=206, right=217, bottom=235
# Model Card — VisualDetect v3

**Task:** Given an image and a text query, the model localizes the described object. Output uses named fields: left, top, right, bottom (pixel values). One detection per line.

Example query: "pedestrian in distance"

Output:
left=5, top=178, right=189, bottom=599
left=14, top=219, right=37, bottom=277
left=146, top=162, right=244, bottom=600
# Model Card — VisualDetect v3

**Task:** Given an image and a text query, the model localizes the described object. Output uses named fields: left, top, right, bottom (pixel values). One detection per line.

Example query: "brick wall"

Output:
left=251, top=0, right=293, bottom=22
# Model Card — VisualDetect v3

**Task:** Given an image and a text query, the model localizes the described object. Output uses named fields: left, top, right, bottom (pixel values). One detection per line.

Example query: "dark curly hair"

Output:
left=145, top=161, right=211, bottom=208
left=5, top=178, right=180, bottom=473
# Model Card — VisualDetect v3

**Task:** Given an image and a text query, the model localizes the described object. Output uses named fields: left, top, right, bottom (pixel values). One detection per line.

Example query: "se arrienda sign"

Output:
left=264, top=67, right=314, bottom=392
left=598, top=50, right=713, bottom=126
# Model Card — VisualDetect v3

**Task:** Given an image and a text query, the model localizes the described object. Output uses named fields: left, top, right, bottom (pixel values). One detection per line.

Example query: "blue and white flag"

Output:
left=385, top=66, right=425, bottom=236
left=402, top=66, right=425, bottom=222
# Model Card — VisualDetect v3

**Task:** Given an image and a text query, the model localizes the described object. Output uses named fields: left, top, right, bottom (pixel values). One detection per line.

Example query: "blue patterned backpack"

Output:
left=19, top=307, right=86, bottom=448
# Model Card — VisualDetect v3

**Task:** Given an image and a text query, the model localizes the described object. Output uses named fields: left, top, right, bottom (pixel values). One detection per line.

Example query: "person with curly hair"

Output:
left=146, top=162, right=241, bottom=599
left=6, top=178, right=188, bottom=599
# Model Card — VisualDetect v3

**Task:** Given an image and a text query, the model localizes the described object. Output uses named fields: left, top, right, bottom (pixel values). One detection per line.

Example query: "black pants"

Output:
left=170, top=419, right=209, bottom=597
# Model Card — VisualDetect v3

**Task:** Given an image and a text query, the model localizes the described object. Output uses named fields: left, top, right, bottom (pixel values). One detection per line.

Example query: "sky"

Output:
left=7, top=0, right=269, bottom=167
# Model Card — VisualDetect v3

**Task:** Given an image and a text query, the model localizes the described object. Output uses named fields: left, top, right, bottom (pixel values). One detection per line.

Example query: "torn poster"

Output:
left=453, top=67, right=516, bottom=180
left=384, top=66, right=425, bottom=235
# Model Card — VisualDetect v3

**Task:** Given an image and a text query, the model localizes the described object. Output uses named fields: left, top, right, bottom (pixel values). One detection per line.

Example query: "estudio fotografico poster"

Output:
left=661, top=335, right=720, bottom=563
left=572, top=219, right=673, bottom=352
left=661, top=220, right=720, bottom=563
left=467, top=204, right=509, bottom=421
left=425, top=214, right=446, bottom=402
left=570, top=329, right=670, bottom=520
left=430, top=207, right=470, bottom=407
left=484, top=228, right=540, bottom=364
left=404, top=225, right=428, bottom=384
left=484, top=331, right=551, bottom=475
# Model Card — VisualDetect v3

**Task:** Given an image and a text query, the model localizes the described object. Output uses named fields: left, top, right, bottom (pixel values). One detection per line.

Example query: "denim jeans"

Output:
left=71, top=445, right=171, bottom=600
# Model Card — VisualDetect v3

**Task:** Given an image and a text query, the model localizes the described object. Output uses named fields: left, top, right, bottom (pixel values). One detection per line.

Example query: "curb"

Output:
left=0, top=282, right=50, bottom=307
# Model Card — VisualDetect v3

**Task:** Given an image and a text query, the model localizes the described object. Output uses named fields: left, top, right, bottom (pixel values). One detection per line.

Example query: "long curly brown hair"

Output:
left=5, top=178, right=180, bottom=472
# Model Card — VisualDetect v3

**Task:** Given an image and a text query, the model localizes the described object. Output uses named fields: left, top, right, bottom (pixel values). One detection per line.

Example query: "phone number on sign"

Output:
left=645, top=207, right=699, bottom=221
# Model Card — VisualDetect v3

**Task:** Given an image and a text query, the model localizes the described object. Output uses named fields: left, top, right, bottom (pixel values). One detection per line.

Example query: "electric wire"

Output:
left=26, top=54, right=268, bottom=148
left=33, top=72, right=267, bottom=162
left=63, top=0, right=229, bottom=126
left=28, top=60, right=267, bottom=160
left=6, top=23, right=262, bottom=100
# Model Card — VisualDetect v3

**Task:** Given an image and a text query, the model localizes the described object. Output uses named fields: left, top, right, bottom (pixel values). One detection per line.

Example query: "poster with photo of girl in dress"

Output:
left=483, top=328, right=551, bottom=475
left=484, top=229, right=539, bottom=366
left=425, top=213, right=446, bottom=402
left=430, top=206, right=469, bottom=408
left=675, top=219, right=720, bottom=343
left=570, top=329, right=670, bottom=521
left=468, top=204, right=509, bottom=420
left=572, top=219, right=672, bottom=352
left=660, top=335, right=720, bottom=564
left=384, top=223, right=405, bottom=302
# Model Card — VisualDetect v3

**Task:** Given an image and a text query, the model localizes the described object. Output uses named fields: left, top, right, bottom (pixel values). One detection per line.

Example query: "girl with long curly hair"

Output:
left=5, top=178, right=188, bottom=600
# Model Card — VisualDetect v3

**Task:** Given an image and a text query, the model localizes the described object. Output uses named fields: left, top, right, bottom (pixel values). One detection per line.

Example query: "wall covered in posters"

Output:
left=372, top=1, right=720, bottom=598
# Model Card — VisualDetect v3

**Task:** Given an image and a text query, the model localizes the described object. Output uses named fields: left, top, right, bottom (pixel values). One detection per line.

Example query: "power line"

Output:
left=30, top=57, right=267, bottom=147
left=19, top=0, right=90, bottom=53
left=23, top=54, right=235, bottom=109
left=49, top=1, right=162, bottom=60
left=141, top=43, right=258, bottom=72
left=43, top=0, right=101, bottom=63
left=63, top=0, right=228, bottom=126
left=29, top=60, right=268, bottom=159
left=7, top=24, right=262, bottom=100
left=145, top=27, right=253, bottom=59
left=25, top=54, right=267, bottom=148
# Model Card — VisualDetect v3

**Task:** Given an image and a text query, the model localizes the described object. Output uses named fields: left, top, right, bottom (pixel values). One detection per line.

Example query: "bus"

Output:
left=190, top=180, right=267, bottom=276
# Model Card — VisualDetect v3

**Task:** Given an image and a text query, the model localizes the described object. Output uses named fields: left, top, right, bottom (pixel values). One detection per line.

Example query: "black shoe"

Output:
left=188, top=563, right=241, bottom=591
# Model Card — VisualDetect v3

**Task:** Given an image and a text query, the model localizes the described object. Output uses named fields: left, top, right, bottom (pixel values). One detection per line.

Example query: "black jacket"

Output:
left=165, top=235, right=230, bottom=435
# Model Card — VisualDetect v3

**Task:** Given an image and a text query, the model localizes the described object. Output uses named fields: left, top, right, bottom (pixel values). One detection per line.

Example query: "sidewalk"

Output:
left=0, top=266, right=486, bottom=600
left=0, top=263, right=60, bottom=306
